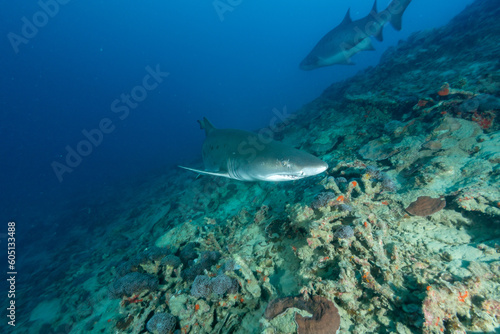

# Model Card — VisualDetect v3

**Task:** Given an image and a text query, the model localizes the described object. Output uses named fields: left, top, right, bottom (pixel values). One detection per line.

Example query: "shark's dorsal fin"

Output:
left=370, top=0, right=384, bottom=41
left=340, top=8, right=352, bottom=25
left=198, top=117, right=217, bottom=136
left=371, top=0, right=378, bottom=14
left=179, top=165, right=232, bottom=179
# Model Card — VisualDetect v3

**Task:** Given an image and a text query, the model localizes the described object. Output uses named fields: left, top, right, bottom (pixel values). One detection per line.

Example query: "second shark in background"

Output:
left=300, top=0, right=413, bottom=70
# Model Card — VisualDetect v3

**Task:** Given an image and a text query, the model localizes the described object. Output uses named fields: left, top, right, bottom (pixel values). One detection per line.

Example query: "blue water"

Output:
left=1, top=0, right=476, bottom=304
left=1, top=1, right=474, bottom=216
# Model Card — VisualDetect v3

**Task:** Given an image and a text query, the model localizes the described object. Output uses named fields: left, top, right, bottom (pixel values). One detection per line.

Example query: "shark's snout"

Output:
left=301, top=160, right=328, bottom=176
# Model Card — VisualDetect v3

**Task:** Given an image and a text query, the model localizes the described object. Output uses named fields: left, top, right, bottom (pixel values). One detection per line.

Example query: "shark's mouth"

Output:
left=265, top=173, right=304, bottom=181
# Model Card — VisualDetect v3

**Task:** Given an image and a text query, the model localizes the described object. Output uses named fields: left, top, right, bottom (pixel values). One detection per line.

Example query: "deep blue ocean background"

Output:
left=1, top=0, right=473, bottom=245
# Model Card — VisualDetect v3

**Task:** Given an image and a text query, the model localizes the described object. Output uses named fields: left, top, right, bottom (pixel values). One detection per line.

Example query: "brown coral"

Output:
left=405, top=196, right=446, bottom=216
left=265, top=295, right=340, bottom=334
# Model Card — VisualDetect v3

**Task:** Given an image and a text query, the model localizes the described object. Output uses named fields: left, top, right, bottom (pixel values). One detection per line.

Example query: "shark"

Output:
left=300, top=0, right=412, bottom=70
left=179, top=118, right=328, bottom=181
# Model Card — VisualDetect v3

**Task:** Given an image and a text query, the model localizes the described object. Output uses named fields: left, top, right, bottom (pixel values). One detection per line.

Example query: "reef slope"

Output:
left=19, top=0, right=500, bottom=333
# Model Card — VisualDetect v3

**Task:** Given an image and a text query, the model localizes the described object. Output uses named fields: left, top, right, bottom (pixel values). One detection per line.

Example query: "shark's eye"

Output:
left=279, top=159, right=291, bottom=168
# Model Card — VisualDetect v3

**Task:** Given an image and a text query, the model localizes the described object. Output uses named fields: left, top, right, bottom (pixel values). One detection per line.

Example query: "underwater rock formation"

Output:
left=181, top=251, right=221, bottom=281
left=108, top=272, right=159, bottom=299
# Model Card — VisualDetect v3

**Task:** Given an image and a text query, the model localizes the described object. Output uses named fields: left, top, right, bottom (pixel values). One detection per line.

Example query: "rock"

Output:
left=359, top=137, right=398, bottom=161
left=155, top=222, right=197, bottom=252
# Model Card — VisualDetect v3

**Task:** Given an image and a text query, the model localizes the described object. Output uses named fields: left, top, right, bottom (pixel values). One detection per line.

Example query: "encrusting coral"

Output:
left=108, top=272, right=159, bottom=299
left=146, top=312, right=177, bottom=334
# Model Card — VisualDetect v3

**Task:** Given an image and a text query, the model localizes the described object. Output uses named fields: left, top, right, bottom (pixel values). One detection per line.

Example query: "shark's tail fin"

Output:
left=198, top=117, right=216, bottom=136
left=387, top=0, right=412, bottom=31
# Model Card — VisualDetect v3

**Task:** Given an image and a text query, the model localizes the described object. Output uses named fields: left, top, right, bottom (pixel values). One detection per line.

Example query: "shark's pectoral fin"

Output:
left=363, top=39, right=376, bottom=51
left=178, top=166, right=232, bottom=179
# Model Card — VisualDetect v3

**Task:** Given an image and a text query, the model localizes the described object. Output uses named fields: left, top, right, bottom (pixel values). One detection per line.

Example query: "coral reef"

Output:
left=311, top=192, right=339, bottom=209
left=209, top=274, right=239, bottom=297
left=146, top=313, right=177, bottom=334
left=161, top=254, right=182, bottom=269
left=191, top=274, right=239, bottom=299
left=190, top=275, right=211, bottom=299
left=181, top=251, right=221, bottom=281
left=179, top=242, right=200, bottom=265
left=108, top=272, right=159, bottom=299
left=333, top=225, right=354, bottom=239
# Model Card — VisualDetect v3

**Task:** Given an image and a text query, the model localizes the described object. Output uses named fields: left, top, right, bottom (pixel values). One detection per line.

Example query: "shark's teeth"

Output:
left=264, top=174, right=303, bottom=181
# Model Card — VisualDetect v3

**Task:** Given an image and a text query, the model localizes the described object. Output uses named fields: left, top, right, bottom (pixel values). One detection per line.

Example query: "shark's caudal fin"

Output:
left=178, top=166, right=231, bottom=179
left=197, top=117, right=216, bottom=136
left=387, top=0, right=412, bottom=31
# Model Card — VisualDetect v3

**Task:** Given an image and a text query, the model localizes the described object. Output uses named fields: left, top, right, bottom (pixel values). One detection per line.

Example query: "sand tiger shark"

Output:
left=300, top=0, right=412, bottom=70
left=179, top=118, right=328, bottom=181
